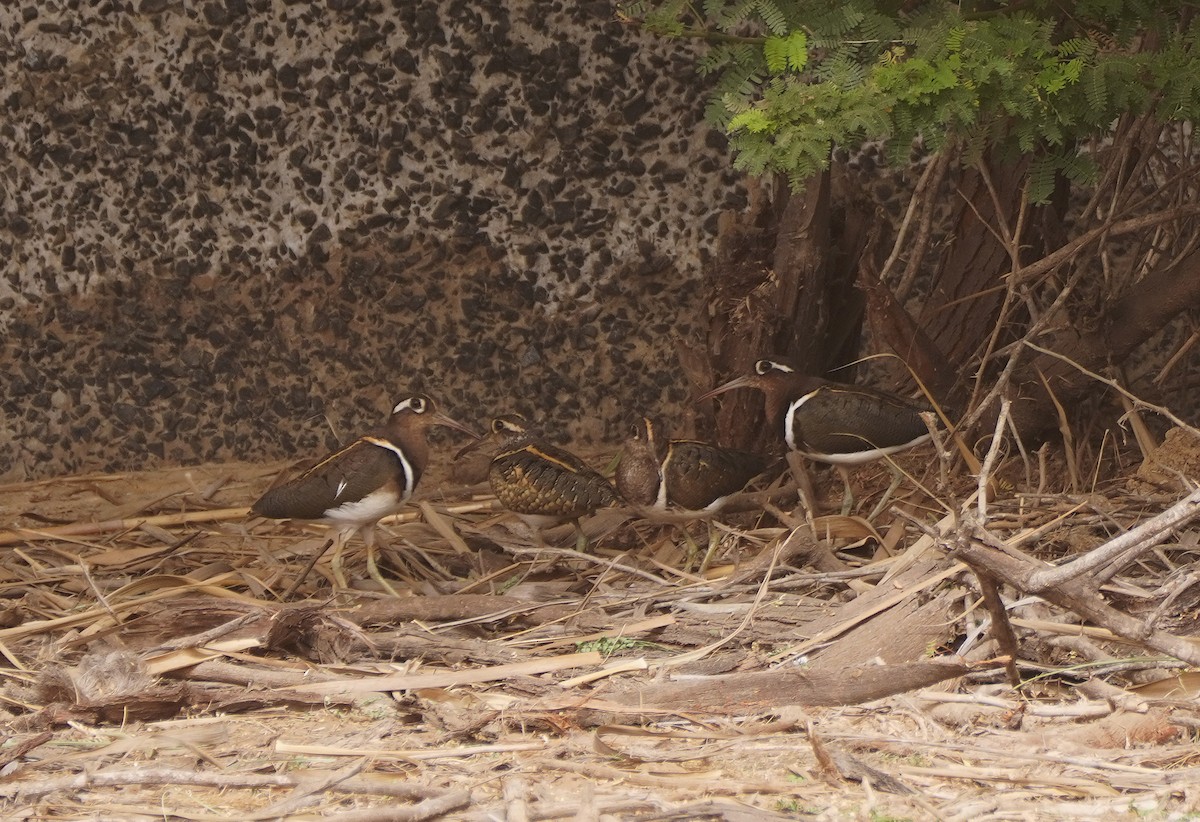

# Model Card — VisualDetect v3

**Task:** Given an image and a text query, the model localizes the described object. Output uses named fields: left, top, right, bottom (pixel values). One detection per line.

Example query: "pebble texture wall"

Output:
left=0, top=1, right=749, bottom=481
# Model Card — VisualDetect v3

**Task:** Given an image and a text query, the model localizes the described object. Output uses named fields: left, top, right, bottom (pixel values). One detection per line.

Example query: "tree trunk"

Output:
left=1008, top=244, right=1200, bottom=440
left=706, top=171, right=834, bottom=451
left=919, top=155, right=1032, bottom=399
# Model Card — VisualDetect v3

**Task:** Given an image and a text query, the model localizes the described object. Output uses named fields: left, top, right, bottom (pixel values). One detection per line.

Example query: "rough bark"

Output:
left=1008, top=244, right=1200, bottom=441
left=919, top=155, right=1032, bottom=396
left=606, top=657, right=976, bottom=711
left=706, top=172, right=833, bottom=451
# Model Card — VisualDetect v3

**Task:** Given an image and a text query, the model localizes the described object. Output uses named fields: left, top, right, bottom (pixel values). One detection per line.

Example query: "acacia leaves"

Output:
left=628, top=0, right=1200, bottom=199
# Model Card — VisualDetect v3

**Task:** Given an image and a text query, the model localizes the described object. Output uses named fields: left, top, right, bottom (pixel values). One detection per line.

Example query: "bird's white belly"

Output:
left=802, top=433, right=932, bottom=465
left=323, top=489, right=403, bottom=527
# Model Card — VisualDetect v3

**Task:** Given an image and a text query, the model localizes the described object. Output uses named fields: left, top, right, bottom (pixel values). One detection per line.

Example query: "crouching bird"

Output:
left=698, top=358, right=933, bottom=514
left=251, top=393, right=478, bottom=592
left=457, top=414, right=617, bottom=552
left=616, top=415, right=768, bottom=568
left=616, top=416, right=767, bottom=518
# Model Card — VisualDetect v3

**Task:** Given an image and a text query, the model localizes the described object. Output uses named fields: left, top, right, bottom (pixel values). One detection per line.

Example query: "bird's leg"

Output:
left=679, top=525, right=700, bottom=571
left=330, top=529, right=350, bottom=590
left=867, top=464, right=906, bottom=520
left=836, top=465, right=855, bottom=516
left=363, top=524, right=401, bottom=597
left=697, top=520, right=723, bottom=576
left=786, top=452, right=819, bottom=515
left=572, top=518, right=589, bottom=554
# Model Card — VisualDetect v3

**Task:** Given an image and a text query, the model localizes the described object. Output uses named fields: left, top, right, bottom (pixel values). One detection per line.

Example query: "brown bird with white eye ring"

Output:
left=697, top=358, right=933, bottom=514
left=252, top=393, right=478, bottom=591
left=457, top=413, right=617, bottom=551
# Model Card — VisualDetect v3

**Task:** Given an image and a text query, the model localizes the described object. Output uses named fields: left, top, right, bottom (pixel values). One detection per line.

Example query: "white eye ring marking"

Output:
left=394, top=397, right=427, bottom=414
left=761, top=360, right=793, bottom=374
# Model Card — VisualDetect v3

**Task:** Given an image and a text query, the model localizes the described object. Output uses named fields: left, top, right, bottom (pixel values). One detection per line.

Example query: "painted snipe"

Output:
left=616, top=416, right=767, bottom=519
left=617, top=415, right=769, bottom=569
left=698, top=357, right=933, bottom=514
left=457, top=413, right=617, bottom=551
left=252, top=393, right=478, bottom=591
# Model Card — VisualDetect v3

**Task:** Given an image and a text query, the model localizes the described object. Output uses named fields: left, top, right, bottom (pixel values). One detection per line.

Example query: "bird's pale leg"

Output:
left=363, top=524, right=401, bottom=597
left=678, top=525, right=701, bottom=570
left=330, top=528, right=350, bottom=590
left=697, top=521, right=723, bottom=576
left=572, top=519, right=589, bottom=554
left=786, top=452, right=819, bottom=515
left=867, top=464, right=906, bottom=520
left=836, top=465, right=855, bottom=516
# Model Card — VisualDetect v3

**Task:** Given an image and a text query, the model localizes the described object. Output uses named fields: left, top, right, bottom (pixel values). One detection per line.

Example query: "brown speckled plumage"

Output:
left=617, top=417, right=767, bottom=516
left=460, top=414, right=617, bottom=528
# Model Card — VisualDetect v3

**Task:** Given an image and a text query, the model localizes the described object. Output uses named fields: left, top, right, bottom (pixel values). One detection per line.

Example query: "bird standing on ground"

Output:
left=457, top=414, right=617, bottom=551
left=252, top=393, right=478, bottom=591
left=697, top=358, right=933, bottom=514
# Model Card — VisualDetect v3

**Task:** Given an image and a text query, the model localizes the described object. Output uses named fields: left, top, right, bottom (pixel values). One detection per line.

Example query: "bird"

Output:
left=697, top=357, right=934, bottom=514
left=616, top=416, right=768, bottom=519
left=456, top=413, right=618, bottom=551
left=616, top=415, right=769, bottom=570
left=251, top=393, right=479, bottom=592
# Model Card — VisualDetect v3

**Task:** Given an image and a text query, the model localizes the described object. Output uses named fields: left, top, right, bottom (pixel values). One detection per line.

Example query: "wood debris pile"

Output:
left=1, top=439, right=1200, bottom=819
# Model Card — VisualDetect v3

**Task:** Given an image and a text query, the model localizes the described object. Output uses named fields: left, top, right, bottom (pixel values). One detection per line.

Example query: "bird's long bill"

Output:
left=695, top=374, right=759, bottom=403
left=453, top=427, right=491, bottom=459
left=433, top=413, right=481, bottom=442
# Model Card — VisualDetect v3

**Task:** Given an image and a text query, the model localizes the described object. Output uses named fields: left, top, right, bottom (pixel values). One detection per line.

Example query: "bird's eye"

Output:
left=492, top=419, right=506, bottom=433
left=755, top=360, right=771, bottom=375
left=410, top=397, right=426, bottom=413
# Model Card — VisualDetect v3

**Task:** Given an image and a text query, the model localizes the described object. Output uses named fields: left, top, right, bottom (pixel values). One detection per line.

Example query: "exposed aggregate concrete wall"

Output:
left=0, top=0, right=749, bottom=480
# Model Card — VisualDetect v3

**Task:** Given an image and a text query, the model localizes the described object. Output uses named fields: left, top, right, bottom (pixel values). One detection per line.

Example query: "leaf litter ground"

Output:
left=3, top=439, right=1200, bottom=821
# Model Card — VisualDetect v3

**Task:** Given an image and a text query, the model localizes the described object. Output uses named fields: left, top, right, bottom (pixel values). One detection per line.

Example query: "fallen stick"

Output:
left=0, top=507, right=252, bottom=546
left=317, top=790, right=472, bottom=822
left=289, top=650, right=603, bottom=695
left=1026, top=486, right=1200, bottom=590
left=605, top=656, right=984, bottom=711
left=0, top=499, right=496, bottom=546
left=0, top=766, right=449, bottom=801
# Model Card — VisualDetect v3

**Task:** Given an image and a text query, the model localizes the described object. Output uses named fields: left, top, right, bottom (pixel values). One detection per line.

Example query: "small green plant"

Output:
left=576, top=636, right=668, bottom=656
left=869, top=811, right=915, bottom=822
left=776, top=798, right=803, bottom=813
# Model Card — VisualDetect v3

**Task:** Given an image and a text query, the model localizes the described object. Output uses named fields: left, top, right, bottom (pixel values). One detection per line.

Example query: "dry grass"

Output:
left=2, top=444, right=1200, bottom=821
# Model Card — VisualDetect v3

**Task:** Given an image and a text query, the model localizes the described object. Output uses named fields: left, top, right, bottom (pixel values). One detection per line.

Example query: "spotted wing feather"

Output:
left=665, top=441, right=767, bottom=511
left=491, top=442, right=617, bottom=518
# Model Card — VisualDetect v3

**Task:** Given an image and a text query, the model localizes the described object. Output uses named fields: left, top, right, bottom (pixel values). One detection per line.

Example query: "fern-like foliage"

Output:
left=627, top=0, right=1200, bottom=202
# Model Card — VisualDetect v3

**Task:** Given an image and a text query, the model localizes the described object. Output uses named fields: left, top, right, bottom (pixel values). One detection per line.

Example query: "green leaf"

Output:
left=728, top=108, right=774, bottom=133
left=763, top=31, right=808, bottom=73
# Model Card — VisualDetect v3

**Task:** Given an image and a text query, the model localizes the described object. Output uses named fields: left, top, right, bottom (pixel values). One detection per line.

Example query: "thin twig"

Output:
left=977, top=397, right=1011, bottom=521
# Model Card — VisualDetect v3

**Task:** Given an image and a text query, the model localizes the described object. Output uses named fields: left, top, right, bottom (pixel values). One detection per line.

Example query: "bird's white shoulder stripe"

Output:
left=362, top=436, right=416, bottom=500
left=784, top=389, right=822, bottom=451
